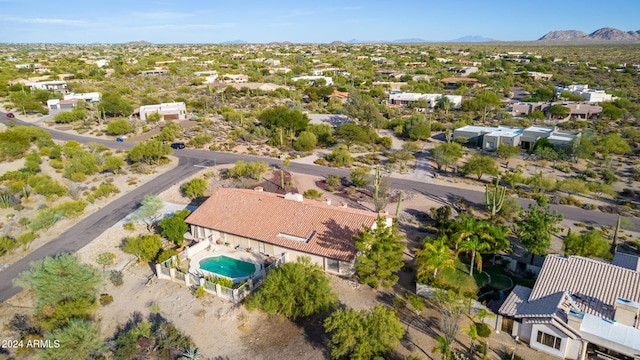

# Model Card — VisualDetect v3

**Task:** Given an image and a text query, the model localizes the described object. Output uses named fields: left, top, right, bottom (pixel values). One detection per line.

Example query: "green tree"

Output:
left=549, top=104, right=570, bottom=118
left=432, top=335, right=451, bottom=360
left=326, top=144, right=353, bottom=167
left=132, top=194, right=164, bottom=232
left=436, top=96, right=453, bottom=116
left=128, top=140, right=173, bottom=165
left=461, top=154, right=498, bottom=181
left=97, top=93, right=133, bottom=117
left=258, top=106, right=309, bottom=133
left=344, top=87, right=384, bottom=128
left=40, top=318, right=106, bottom=360
left=246, top=257, right=337, bottom=319
left=457, top=234, right=491, bottom=276
left=354, top=217, right=406, bottom=288
left=293, top=131, right=317, bottom=151
left=334, top=123, right=379, bottom=149
left=516, top=196, right=563, bottom=257
left=598, top=133, right=631, bottom=156
left=476, top=90, right=501, bottom=123
left=403, top=114, right=431, bottom=140
left=228, top=160, right=268, bottom=180
left=350, top=166, right=371, bottom=188
left=563, top=230, right=611, bottom=259
left=415, top=237, right=453, bottom=281
left=324, top=305, right=404, bottom=360
left=106, top=119, right=132, bottom=135
left=122, top=234, right=163, bottom=262
left=158, top=209, right=191, bottom=246
left=558, top=178, right=589, bottom=195
left=433, top=290, right=470, bottom=349
left=102, top=155, right=125, bottom=174
left=430, top=142, right=463, bottom=172
left=495, top=144, right=520, bottom=167
left=14, top=254, right=101, bottom=328
left=182, top=178, right=208, bottom=199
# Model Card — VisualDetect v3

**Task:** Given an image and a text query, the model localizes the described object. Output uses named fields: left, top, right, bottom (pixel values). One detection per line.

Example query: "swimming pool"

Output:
left=199, top=255, right=256, bottom=280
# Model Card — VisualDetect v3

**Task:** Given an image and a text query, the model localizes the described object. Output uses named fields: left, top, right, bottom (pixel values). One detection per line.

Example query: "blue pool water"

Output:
left=199, top=256, right=256, bottom=279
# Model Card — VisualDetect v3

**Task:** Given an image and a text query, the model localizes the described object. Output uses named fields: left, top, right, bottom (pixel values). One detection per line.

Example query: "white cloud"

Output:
left=8, top=17, right=88, bottom=25
left=131, top=11, right=194, bottom=20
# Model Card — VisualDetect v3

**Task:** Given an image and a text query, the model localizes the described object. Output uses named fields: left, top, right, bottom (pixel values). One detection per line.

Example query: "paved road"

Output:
left=1, top=114, right=638, bottom=301
left=407, top=144, right=435, bottom=184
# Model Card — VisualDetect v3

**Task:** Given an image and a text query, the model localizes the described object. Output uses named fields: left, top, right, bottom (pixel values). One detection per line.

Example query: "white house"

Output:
left=135, top=102, right=187, bottom=121
left=26, top=80, right=68, bottom=93
left=498, top=254, right=640, bottom=360
left=221, top=74, right=249, bottom=83
left=388, top=93, right=462, bottom=108
left=291, top=76, right=334, bottom=86
left=555, top=84, right=614, bottom=103
left=64, top=92, right=102, bottom=103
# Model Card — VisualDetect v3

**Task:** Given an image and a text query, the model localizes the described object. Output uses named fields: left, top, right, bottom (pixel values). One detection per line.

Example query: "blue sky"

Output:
left=1, top=0, right=638, bottom=43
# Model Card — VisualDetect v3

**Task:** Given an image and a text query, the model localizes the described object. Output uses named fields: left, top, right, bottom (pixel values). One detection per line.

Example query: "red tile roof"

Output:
left=185, top=188, right=386, bottom=262
left=440, top=77, right=479, bottom=84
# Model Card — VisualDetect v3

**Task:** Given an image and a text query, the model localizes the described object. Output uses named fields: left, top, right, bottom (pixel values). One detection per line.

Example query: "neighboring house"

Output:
left=194, top=71, right=218, bottom=83
left=372, top=81, right=408, bottom=93
left=47, top=98, right=79, bottom=111
left=307, top=114, right=352, bottom=127
left=311, top=68, right=350, bottom=76
left=221, top=74, right=249, bottom=83
left=440, top=77, right=480, bottom=88
left=291, top=76, right=333, bottom=86
left=388, top=93, right=462, bottom=108
left=497, top=254, right=640, bottom=360
left=140, top=69, right=169, bottom=76
left=33, top=65, right=50, bottom=73
left=184, top=188, right=391, bottom=276
left=555, top=84, right=614, bottom=103
left=64, top=92, right=102, bottom=103
left=15, top=63, right=31, bottom=69
left=511, top=102, right=602, bottom=120
left=26, top=80, right=68, bottom=93
left=453, top=125, right=580, bottom=150
left=134, top=102, right=187, bottom=121
left=209, top=82, right=289, bottom=92
left=528, top=71, right=553, bottom=81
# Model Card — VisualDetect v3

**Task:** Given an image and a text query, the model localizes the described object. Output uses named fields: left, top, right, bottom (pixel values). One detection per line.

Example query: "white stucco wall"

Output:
left=530, top=324, right=579, bottom=359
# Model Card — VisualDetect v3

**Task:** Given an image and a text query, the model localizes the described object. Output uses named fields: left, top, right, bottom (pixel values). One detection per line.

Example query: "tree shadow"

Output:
left=312, top=218, right=361, bottom=262
left=293, top=310, right=332, bottom=359
left=109, top=311, right=144, bottom=341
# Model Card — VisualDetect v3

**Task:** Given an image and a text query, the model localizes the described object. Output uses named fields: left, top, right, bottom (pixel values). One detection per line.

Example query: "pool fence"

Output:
left=155, top=252, right=287, bottom=303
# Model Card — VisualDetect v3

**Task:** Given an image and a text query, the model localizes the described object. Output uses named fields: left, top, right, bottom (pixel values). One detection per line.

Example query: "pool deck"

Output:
left=188, top=245, right=264, bottom=279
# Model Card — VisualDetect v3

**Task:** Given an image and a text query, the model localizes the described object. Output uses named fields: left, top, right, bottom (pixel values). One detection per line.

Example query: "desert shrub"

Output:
left=314, top=157, right=328, bottom=166
left=93, top=183, right=120, bottom=199
left=0, top=236, right=18, bottom=256
left=194, top=286, right=206, bottom=299
left=109, top=271, right=124, bottom=287
left=156, top=249, right=179, bottom=264
left=28, top=175, right=67, bottom=198
left=29, top=208, right=63, bottom=231
left=123, top=222, right=135, bottom=231
left=325, top=175, right=341, bottom=187
left=476, top=323, right=491, bottom=338
left=106, top=119, right=131, bottom=135
left=207, top=276, right=233, bottom=288
left=53, top=200, right=87, bottom=218
left=302, top=189, right=323, bottom=200
left=188, top=134, right=213, bottom=148
left=99, top=294, right=114, bottom=306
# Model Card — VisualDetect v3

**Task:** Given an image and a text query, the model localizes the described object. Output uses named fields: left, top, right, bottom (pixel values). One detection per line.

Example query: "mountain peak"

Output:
left=538, top=27, right=640, bottom=42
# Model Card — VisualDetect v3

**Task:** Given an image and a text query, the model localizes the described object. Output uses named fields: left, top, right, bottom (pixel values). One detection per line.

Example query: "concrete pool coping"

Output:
left=188, top=246, right=264, bottom=280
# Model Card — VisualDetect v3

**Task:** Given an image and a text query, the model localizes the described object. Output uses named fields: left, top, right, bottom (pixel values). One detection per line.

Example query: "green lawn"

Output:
left=482, top=266, right=514, bottom=291
left=435, top=258, right=488, bottom=297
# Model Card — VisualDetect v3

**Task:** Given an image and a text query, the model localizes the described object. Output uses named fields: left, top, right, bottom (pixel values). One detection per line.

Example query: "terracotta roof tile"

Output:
left=185, top=188, right=385, bottom=262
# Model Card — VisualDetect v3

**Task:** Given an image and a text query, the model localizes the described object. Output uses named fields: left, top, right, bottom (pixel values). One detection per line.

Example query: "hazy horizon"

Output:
left=0, top=0, right=638, bottom=44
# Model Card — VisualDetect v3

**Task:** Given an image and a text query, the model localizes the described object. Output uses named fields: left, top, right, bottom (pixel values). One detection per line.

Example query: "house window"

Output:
left=536, top=331, right=561, bottom=350
left=487, top=141, right=495, bottom=149
left=327, top=258, right=339, bottom=273
left=258, top=242, right=265, bottom=254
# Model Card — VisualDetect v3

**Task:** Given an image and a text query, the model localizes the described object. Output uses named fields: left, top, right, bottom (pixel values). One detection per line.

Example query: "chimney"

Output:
left=338, top=202, right=347, bottom=208
left=254, top=186, right=263, bottom=192
left=614, top=297, right=640, bottom=327
left=567, top=309, right=584, bottom=331
left=323, top=198, right=331, bottom=206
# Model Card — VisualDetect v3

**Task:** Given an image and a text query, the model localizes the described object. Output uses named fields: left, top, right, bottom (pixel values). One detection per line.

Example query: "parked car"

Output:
left=116, top=137, right=124, bottom=142
left=170, top=142, right=185, bottom=149
left=6, top=113, right=15, bottom=118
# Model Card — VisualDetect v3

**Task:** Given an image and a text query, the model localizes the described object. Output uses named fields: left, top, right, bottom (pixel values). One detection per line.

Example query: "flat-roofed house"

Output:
left=135, top=102, right=187, bottom=121
left=498, top=254, right=640, bottom=360
left=453, top=125, right=523, bottom=150
left=184, top=188, right=391, bottom=276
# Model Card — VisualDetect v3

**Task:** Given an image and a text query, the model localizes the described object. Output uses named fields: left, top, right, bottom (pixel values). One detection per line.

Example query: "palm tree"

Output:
left=457, top=235, right=491, bottom=276
left=432, top=335, right=451, bottom=360
left=415, top=237, right=454, bottom=281
left=485, top=224, right=512, bottom=265
left=449, top=214, right=487, bottom=252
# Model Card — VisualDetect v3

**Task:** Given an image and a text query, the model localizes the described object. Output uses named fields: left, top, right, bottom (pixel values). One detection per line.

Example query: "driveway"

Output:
left=407, top=144, right=435, bottom=184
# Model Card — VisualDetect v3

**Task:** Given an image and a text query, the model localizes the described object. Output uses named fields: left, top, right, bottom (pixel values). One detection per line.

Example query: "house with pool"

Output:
left=183, top=187, right=392, bottom=277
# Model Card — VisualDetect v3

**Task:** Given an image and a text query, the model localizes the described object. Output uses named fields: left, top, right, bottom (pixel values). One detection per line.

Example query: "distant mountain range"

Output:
left=538, top=27, right=640, bottom=42
left=343, top=36, right=493, bottom=44
left=220, top=40, right=248, bottom=44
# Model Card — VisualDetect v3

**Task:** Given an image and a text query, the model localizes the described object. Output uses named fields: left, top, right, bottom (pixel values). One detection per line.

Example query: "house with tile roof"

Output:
left=184, top=187, right=391, bottom=276
left=497, top=254, right=640, bottom=360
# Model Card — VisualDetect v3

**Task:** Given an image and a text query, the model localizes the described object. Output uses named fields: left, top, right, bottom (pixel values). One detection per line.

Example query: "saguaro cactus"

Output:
left=395, top=191, right=403, bottom=218
left=486, top=176, right=506, bottom=218
left=373, top=165, right=382, bottom=198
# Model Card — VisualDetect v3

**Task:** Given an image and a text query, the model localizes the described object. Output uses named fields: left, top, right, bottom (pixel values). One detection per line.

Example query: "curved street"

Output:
left=0, top=115, right=637, bottom=302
